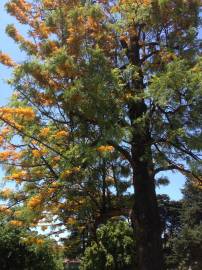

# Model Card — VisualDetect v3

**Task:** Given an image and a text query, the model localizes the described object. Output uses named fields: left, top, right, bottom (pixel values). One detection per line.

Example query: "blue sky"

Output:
left=0, top=0, right=13, bottom=106
left=1, top=0, right=199, bottom=201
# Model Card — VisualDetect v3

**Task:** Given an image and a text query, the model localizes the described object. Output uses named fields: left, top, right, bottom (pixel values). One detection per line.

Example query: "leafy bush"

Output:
left=80, top=220, right=135, bottom=270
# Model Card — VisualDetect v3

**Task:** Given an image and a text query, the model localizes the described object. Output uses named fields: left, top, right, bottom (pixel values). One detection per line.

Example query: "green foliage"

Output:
left=157, top=188, right=202, bottom=270
left=80, top=220, right=135, bottom=270
left=172, top=225, right=202, bottom=270
left=0, top=1, right=201, bottom=269
left=169, top=181, right=202, bottom=270
left=0, top=216, right=64, bottom=270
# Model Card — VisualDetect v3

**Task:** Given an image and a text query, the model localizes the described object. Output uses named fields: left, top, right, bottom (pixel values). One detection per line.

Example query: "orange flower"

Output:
left=55, top=130, right=69, bottom=139
left=40, top=127, right=50, bottom=137
left=32, top=148, right=47, bottom=158
left=0, top=150, right=21, bottom=161
left=51, top=181, right=60, bottom=188
left=61, top=167, right=81, bottom=179
left=17, top=0, right=32, bottom=12
left=1, top=127, right=10, bottom=136
left=0, top=107, right=35, bottom=120
left=6, top=1, right=31, bottom=23
left=9, top=220, right=23, bottom=227
left=106, top=176, right=115, bottom=185
left=27, top=194, right=42, bottom=209
left=0, top=52, right=16, bottom=67
left=25, top=236, right=45, bottom=245
left=43, top=0, right=55, bottom=8
left=37, top=22, right=51, bottom=38
left=0, top=205, right=12, bottom=215
left=0, top=151, right=12, bottom=161
left=35, top=239, right=45, bottom=245
left=1, top=188, right=12, bottom=198
left=0, top=136, right=3, bottom=145
left=97, top=145, right=115, bottom=153
left=7, top=170, right=28, bottom=183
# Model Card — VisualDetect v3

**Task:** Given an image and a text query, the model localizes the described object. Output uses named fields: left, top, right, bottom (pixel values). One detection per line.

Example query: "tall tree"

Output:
left=0, top=1, right=201, bottom=269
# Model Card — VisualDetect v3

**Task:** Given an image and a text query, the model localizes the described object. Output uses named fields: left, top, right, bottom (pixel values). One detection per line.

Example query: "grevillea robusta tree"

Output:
left=0, top=1, right=201, bottom=269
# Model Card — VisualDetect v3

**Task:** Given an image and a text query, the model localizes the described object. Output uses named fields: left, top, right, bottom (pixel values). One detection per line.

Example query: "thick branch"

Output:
left=154, top=144, right=201, bottom=183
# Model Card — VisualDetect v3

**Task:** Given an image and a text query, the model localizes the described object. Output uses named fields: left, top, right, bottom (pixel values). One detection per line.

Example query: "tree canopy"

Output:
left=0, top=214, right=64, bottom=270
left=0, top=1, right=201, bottom=269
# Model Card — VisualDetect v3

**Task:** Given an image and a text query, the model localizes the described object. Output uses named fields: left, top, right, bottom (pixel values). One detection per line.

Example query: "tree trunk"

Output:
left=129, top=92, right=163, bottom=269
left=129, top=94, right=163, bottom=269
left=126, top=34, right=163, bottom=269
left=131, top=142, right=163, bottom=270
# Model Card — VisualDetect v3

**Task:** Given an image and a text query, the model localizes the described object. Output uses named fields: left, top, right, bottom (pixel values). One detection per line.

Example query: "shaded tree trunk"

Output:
left=131, top=140, right=163, bottom=270
left=129, top=91, right=163, bottom=269
left=128, top=37, right=163, bottom=270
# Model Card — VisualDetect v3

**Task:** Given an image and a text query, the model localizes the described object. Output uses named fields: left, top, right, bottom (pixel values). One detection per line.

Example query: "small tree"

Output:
left=80, top=220, right=135, bottom=270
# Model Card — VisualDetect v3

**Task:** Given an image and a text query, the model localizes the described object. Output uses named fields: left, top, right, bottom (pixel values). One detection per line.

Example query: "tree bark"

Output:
left=129, top=86, right=164, bottom=269
left=129, top=89, right=164, bottom=269
left=128, top=36, right=163, bottom=270
left=131, top=139, right=163, bottom=270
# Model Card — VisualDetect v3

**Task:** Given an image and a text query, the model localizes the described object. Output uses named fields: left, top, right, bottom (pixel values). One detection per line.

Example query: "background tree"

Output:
left=157, top=194, right=183, bottom=268
left=168, top=179, right=202, bottom=270
left=0, top=1, right=201, bottom=269
left=0, top=214, right=64, bottom=270
left=80, top=220, right=136, bottom=270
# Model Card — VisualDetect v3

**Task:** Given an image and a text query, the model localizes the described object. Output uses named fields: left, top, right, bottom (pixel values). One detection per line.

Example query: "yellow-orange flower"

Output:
left=60, top=166, right=81, bottom=179
left=32, top=148, right=47, bottom=158
left=7, top=170, right=27, bottom=182
left=0, top=136, right=3, bottom=145
left=0, top=52, right=16, bottom=67
left=0, top=205, right=12, bottom=215
left=1, top=188, right=12, bottom=198
left=55, top=130, right=69, bottom=139
left=106, top=176, right=115, bottom=185
left=9, top=220, right=23, bottom=227
left=26, top=236, right=45, bottom=245
left=1, top=127, right=10, bottom=136
left=66, top=217, right=77, bottom=225
left=32, top=149, right=42, bottom=158
left=0, top=151, right=12, bottom=161
left=40, top=127, right=50, bottom=137
left=35, top=239, right=45, bottom=245
left=0, top=107, right=35, bottom=120
left=61, top=169, right=72, bottom=179
left=14, top=210, right=22, bottom=218
left=27, top=194, right=42, bottom=209
left=43, top=0, right=54, bottom=8
left=97, top=145, right=115, bottom=153
left=0, top=150, right=22, bottom=162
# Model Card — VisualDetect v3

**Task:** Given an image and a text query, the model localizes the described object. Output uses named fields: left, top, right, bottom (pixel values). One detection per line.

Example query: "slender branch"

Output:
left=154, top=144, right=201, bottom=183
left=29, top=144, right=59, bottom=179
left=154, top=165, right=178, bottom=175
left=0, top=115, right=68, bottom=160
